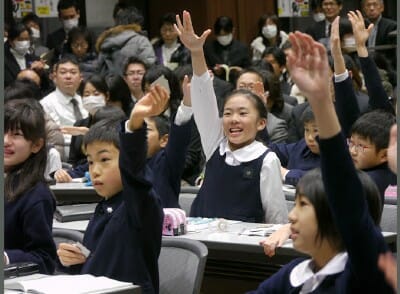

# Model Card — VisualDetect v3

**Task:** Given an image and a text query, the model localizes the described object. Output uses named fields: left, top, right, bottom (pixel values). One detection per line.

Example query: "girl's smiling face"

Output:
left=222, top=94, right=266, bottom=151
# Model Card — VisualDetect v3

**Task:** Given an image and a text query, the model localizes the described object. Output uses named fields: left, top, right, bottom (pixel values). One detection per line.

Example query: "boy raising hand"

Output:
left=57, top=85, right=169, bottom=294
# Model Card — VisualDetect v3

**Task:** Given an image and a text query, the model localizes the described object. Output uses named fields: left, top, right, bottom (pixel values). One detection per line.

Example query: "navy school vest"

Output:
left=190, top=148, right=270, bottom=222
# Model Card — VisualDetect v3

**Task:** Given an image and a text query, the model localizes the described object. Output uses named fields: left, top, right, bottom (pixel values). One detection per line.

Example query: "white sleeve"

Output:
left=191, top=71, right=224, bottom=160
left=174, top=102, right=193, bottom=126
left=260, top=152, right=289, bottom=223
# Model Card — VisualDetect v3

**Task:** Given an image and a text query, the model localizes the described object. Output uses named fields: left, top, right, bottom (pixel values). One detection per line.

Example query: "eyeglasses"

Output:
left=71, top=42, right=88, bottom=49
left=125, top=71, right=145, bottom=77
left=347, top=139, right=371, bottom=153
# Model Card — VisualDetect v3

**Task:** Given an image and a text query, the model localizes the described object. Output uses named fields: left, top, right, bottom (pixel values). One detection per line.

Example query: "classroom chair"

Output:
left=179, top=186, right=200, bottom=215
left=158, top=237, right=208, bottom=294
left=380, top=204, right=397, bottom=233
left=52, top=228, right=84, bottom=248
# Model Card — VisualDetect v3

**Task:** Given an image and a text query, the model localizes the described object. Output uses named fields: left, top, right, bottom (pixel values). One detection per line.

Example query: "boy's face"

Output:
left=145, top=118, right=168, bottom=158
left=304, top=121, right=320, bottom=154
left=348, top=134, right=387, bottom=170
left=86, top=141, right=123, bottom=198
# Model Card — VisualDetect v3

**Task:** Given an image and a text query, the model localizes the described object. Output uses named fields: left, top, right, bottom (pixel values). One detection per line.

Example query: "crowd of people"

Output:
left=4, top=0, right=397, bottom=293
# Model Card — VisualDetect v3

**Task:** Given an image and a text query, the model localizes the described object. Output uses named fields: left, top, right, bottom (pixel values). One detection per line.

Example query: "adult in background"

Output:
left=46, top=0, right=80, bottom=63
left=96, top=6, right=155, bottom=77
left=250, top=14, right=288, bottom=62
left=305, top=0, right=343, bottom=49
left=361, top=0, right=397, bottom=69
left=4, top=22, right=45, bottom=88
left=152, top=12, right=191, bottom=71
left=204, top=16, right=251, bottom=83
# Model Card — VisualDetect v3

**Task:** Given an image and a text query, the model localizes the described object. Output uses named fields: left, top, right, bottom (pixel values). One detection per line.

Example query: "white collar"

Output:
left=219, top=138, right=267, bottom=166
left=55, top=88, right=79, bottom=105
left=290, top=252, right=348, bottom=293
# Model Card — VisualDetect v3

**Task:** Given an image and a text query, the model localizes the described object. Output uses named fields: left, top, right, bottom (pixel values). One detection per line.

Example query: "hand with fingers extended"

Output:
left=347, top=10, right=373, bottom=57
left=128, top=85, right=170, bottom=131
left=260, top=223, right=291, bottom=257
left=174, top=10, right=211, bottom=53
left=286, top=32, right=330, bottom=103
left=57, top=243, right=87, bottom=267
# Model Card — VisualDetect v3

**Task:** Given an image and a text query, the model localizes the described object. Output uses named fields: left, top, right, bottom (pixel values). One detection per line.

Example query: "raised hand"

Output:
left=286, top=32, right=330, bottom=102
left=128, top=85, right=170, bottom=130
left=347, top=10, right=373, bottom=57
left=174, top=10, right=211, bottom=53
left=330, top=16, right=341, bottom=57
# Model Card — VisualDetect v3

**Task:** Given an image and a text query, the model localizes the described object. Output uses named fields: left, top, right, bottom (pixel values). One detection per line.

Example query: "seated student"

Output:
left=4, top=98, right=57, bottom=274
left=348, top=110, right=396, bottom=205
left=251, top=29, right=393, bottom=294
left=269, top=107, right=321, bottom=186
left=175, top=11, right=288, bottom=223
left=56, top=85, right=168, bottom=294
left=56, top=86, right=193, bottom=209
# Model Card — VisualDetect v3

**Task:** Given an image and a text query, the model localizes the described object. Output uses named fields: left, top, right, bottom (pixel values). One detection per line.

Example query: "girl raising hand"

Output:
left=175, top=11, right=287, bottom=223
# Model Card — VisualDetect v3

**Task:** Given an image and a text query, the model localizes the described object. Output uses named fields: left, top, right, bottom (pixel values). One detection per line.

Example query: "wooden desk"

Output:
left=50, top=183, right=102, bottom=205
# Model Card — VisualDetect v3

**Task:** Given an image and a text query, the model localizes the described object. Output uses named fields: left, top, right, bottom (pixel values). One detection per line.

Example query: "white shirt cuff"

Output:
left=334, top=70, right=349, bottom=83
left=175, top=102, right=193, bottom=126
left=125, top=120, right=134, bottom=133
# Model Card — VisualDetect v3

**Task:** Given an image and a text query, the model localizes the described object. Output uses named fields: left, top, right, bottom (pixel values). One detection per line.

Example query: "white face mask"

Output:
left=83, top=95, right=106, bottom=114
left=14, top=40, right=31, bottom=56
left=30, top=27, right=41, bottom=39
left=343, top=37, right=356, bottom=48
left=313, top=12, right=326, bottom=22
left=262, top=25, right=277, bottom=39
left=63, top=18, right=79, bottom=31
left=217, top=34, right=233, bottom=46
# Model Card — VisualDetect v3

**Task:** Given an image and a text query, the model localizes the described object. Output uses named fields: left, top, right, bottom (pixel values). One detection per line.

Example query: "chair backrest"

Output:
left=179, top=186, right=199, bottom=216
left=52, top=228, right=84, bottom=247
left=158, top=237, right=208, bottom=294
left=380, top=204, right=397, bottom=232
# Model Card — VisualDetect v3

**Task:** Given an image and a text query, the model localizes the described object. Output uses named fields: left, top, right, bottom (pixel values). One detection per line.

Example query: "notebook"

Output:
left=4, top=274, right=136, bottom=294
left=55, top=203, right=97, bottom=222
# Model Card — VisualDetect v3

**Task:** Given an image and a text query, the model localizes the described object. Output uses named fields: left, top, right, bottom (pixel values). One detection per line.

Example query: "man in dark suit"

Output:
left=362, top=0, right=397, bottom=68
left=46, top=0, right=80, bottom=64
left=305, top=0, right=343, bottom=48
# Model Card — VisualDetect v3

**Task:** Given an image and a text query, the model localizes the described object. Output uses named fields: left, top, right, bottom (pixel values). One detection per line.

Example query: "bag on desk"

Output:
left=162, top=208, right=187, bottom=236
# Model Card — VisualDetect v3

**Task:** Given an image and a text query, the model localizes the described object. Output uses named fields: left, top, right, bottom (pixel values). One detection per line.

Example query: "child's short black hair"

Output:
left=214, top=16, right=233, bottom=34
left=350, top=110, right=396, bottom=151
left=83, top=118, right=121, bottom=151
left=300, top=106, right=315, bottom=125
left=296, top=167, right=381, bottom=251
left=148, top=115, right=170, bottom=138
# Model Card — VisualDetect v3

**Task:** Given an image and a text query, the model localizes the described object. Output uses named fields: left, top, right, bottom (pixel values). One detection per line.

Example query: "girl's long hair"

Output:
left=5, top=99, right=47, bottom=201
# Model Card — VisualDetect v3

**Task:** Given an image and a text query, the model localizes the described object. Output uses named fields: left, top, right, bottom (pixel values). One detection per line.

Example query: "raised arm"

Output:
left=287, top=31, right=390, bottom=292
left=348, top=10, right=394, bottom=114
left=175, top=11, right=211, bottom=77
left=330, top=16, right=360, bottom=136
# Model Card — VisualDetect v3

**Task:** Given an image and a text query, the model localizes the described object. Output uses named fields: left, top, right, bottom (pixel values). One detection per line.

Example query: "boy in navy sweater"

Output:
left=348, top=110, right=396, bottom=204
left=56, top=85, right=169, bottom=294
left=269, top=106, right=321, bottom=186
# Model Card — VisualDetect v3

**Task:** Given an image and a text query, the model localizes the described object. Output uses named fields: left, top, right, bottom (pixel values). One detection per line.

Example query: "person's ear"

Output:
left=159, top=134, right=169, bottom=148
left=31, top=138, right=44, bottom=154
left=377, top=148, right=388, bottom=164
left=257, top=118, right=267, bottom=131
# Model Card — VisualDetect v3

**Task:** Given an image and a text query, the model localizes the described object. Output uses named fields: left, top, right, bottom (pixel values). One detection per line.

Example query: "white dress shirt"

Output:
left=189, top=71, right=288, bottom=223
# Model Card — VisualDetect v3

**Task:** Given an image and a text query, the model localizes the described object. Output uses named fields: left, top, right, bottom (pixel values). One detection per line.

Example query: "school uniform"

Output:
left=250, top=132, right=392, bottom=293
left=359, top=56, right=395, bottom=115
left=364, top=163, right=397, bottom=206
left=269, top=139, right=320, bottom=187
left=60, top=123, right=163, bottom=294
left=147, top=110, right=193, bottom=208
left=188, top=71, right=288, bottom=224
left=5, top=181, right=56, bottom=274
